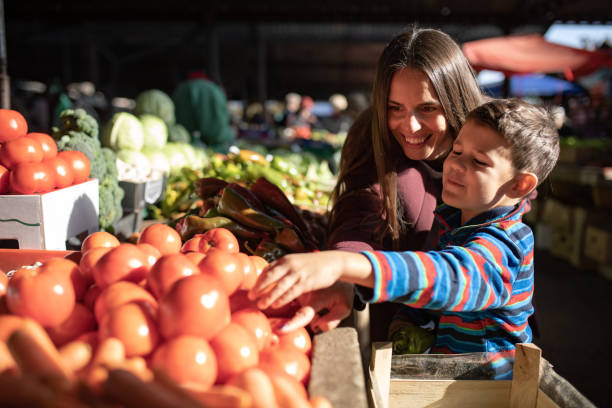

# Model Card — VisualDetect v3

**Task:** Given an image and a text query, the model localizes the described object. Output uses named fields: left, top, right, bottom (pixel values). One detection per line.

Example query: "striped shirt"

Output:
left=355, top=200, right=534, bottom=379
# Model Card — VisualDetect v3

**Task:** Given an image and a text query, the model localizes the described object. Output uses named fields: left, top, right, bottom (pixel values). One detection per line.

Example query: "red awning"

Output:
left=462, top=34, right=612, bottom=81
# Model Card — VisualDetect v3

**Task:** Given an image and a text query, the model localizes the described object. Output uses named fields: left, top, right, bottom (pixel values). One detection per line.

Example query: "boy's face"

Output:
left=442, top=119, right=518, bottom=223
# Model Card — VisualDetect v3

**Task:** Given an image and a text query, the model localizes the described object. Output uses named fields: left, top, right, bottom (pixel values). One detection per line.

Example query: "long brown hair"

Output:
left=330, top=27, right=484, bottom=248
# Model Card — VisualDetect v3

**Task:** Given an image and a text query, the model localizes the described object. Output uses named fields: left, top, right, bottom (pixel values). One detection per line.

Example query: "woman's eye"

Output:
left=451, top=149, right=461, bottom=156
left=388, top=105, right=400, bottom=112
left=473, top=159, right=487, bottom=166
left=421, top=106, right=437, bottom=113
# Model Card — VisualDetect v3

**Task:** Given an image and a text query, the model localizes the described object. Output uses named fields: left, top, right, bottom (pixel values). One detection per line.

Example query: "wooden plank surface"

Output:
left=509, top=343, right=542, bottom=408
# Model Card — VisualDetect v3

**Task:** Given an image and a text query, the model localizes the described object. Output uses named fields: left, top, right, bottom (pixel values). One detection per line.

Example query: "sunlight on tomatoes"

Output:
left=137, top=223, right=182, bottom=255
left=151, top=336, right=217, bottom=390
left=27, top=133, right=57, bottom=160
left=9, top=161, right=54, bottom=194
left=58, top=150, right=90, bottom=184
left=198, top=248, right=244, bottom=295
left=269, top=318, right=312, bottom=356
left=258, top=345, right=311, bottom=385
left=198, top=228, right=239, bottom=253
left=181, top=234, right=203, bottom=253
left=148, top=253, right=200, bottom=299
left=0, top=109, right=28, bottom=143
left=46, top=303, right=96, bottom=347
left=93, top=281, right=157, bottom=323
left=209, top=322, right=259, bottom=384
left=91, top=243, right=148, bottom=289
left=44, top=156, right=74, bottom=189
left=158, top=274, right=230, bottom=340
left=81, top=231, right=120, bottom=253
left=79, top=247, right=111, bottom=287
left=98, top=302, right=159, bottom=357
left=232, top=308, right=272, bottom=351
left=0, top=135, right=43, bottom=169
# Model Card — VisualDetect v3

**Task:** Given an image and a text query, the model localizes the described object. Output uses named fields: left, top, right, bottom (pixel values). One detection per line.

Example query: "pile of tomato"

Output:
left=0, top=224, right=332, bottom=408
left=0, top=109, right=90, bottom=194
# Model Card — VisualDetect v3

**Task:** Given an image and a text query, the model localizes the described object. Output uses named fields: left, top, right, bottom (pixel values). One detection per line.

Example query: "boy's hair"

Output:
left=467, top=98, right=560, bottom=186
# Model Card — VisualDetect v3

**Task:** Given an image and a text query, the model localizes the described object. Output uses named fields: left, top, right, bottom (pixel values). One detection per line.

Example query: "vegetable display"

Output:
left=0, top=226, right=331, bottom=408
left=53, top=108, right=124, bottom=230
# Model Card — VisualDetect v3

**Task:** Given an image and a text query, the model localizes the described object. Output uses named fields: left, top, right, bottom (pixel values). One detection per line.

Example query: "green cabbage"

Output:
left=162, top=142, right=189, bottom=176
left=102, top=112, right=144, bottom=151
left=140, top=114, right=168, bottom=149
left=142, top=147, right=171, bottom=174
left=134, top=89, right=175, bottom=125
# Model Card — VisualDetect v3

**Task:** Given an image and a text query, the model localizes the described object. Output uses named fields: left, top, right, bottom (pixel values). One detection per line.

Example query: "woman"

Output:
left=293, top=27, right=486, bottom=340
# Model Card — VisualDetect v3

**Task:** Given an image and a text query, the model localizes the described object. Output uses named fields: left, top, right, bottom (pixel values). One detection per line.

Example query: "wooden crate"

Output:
left=368, top=342, right=594, bottom=408
left=583, top=225, right=612, bottom=264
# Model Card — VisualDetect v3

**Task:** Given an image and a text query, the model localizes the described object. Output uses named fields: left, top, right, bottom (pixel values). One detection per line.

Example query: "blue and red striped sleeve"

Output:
left=357, top=227, right=523, bottom=311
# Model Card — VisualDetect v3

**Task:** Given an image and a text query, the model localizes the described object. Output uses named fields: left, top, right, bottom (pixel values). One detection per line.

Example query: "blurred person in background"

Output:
left=321, top=93, right=352, bottom=134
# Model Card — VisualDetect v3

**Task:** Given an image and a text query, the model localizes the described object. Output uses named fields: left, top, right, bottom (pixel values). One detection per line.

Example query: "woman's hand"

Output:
left=278, top=282, right=355, bottom=334
left=248, top=251, right=347, bottom=310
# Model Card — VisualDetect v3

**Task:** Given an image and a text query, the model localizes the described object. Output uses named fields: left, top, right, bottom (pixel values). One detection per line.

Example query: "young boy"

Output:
left=249, top=98, right=560, bottom=379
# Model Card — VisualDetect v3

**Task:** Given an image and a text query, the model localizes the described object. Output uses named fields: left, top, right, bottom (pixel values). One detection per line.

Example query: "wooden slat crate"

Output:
left=368, top=342, right=595, bottom=408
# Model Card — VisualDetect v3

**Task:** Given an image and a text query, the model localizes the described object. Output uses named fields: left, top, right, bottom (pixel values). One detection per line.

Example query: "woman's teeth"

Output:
left=404, top=135, right=429, bottom=144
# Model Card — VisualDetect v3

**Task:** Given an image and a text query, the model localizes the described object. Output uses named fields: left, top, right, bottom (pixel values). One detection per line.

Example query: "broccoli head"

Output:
left=101, top=147, right=118, bottom=180
left=57, top=131, right=107, bottom=180
left=98, top=175, right=125, bottom=230
left=52, top=108, right=99, bottom=139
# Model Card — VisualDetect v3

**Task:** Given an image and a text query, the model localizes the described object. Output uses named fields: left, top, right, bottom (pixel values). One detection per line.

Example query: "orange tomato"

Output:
left=244, top=255, right=267, bottom=291
left=41, top=257, right=88, bottom=301
left=0, top=164, right=9, bottom=193
left=79, top=247, right=111, bottom=286
left=6, top=264, right=76, bottom=327
left=269, top=318, right=312, bottom=356
left=44, top=156, right=73, bottom=189
left=9, top=161, right=54, bottom=194
left=0, top=109, right=27, bottom=143
left=81, top=231, right=120, bottom=253
left=83, top=284, right=102, bottom=311
left=93, top=281, right=157, bottom=323
left=136, top=243, right=162, bottom=272
left=158, top=274, right=230, bottom=340
left=258, top=346, right=311, bottom=385
left=91, top=243, right=149, bottom=289
left=181, top=234, right=203, bottom=253
left=184, top=251, right=206, bottom=265
left=266, top=370, right=309, bottom=408
left=0, top=315, right=24, bottom=341
left=58, top=150, right=90, bottom=184
left=27, top=133, right=57, bottom=160
left=231, top=308, right=272, bottom=351
left=137, top=223, right=182, bottom=255
left=46, top=303, right=96, bottom=347
left=209, top=322, right=259, bottom=384
left=0, top=135, right=43, bottom=168
left=148, top=253, right=199, bottom=299
left=98, top=302, right=159, bottom=358
left=198, top=228, right=239, bottom=253
left=151, top=336, right=217, bottom=390
left=226, top=367, right=278, bottom=408
left=0, top=270, right=7, bottom=296
left=198, top=248, right=244, bottom=295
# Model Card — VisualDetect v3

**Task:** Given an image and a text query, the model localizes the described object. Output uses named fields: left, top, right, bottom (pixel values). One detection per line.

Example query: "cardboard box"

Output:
left=0, top=180, right=99, bottom=250
left=119, top=175, right=166, bottom=212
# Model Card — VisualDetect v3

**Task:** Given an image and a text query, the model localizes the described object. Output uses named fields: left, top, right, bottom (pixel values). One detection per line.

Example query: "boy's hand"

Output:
left=279, top=282, right=355, bottom=333
left=248, top=252, right=346, bottom=310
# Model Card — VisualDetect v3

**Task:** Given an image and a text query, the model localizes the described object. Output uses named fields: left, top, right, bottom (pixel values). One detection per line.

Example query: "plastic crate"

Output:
left=0, top=249, right=74, bottom=272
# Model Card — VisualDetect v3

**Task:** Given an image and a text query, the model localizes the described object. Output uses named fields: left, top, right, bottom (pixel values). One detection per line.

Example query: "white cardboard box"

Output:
left=0, top=179, right=99, bottom=250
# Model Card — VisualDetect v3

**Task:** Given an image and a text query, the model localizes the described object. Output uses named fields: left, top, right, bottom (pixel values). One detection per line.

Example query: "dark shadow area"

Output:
left=533, top=249, right=612, bottom=407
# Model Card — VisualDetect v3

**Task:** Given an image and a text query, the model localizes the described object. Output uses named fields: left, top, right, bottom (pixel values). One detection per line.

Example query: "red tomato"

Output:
left=226, top=368, right=279, bottom=408
left=158, top=274, right=230, bottom=340
left=0, top=271, right=7, bottom=296
left=148, top=253, right=200, bottom=299
left=46, top=303, right=96, bottom=347
left=209, top=322, right=259, bottom=384
left=44, top=156, right=73, bottom=189
left=198, top=228, right=239, bottom=253
left=245, top=256, right=268, bottom=290
left=83, top=284, right=102, bottom=312
left=27, top=133, right=57, bottom=160
left=9, top=161, right=54, bottom=194
left=258, top=346, right=311, bottom=385
left=137, top=243, right=162, bottom=272
left=151, top=336, right=217, bottom=390
left=0, top=315, right=24, bottom=342
left=98, top=302, right=159, bottom=358
left=0, top=136, right=43, bottom=169
left=93, top=281, right=157, bottom=323
left=269, top=318, right=312, bottom=355
left=229, top=290, right=258, bottom=313
left=58, top=150, right=90, bottom=184
left=231, top=308, right=272, bottom=351
left=42, top=257, right=88, bottom=301
left=0, top=109, right=27, bottom=143
left=6, top=264, right=76, bottom=327
left=137, top=223, right=182, bottom=255
left=79, top=247, right=111, bottom=286
left=184, top=251, right=206, bottom=265
left=0, top=165, right=9, bottom=194
left=91, top=243, right=149, bottom=289
left=198, top=248, right=244, bottom=295
left=81, top=231, right=120, bottom=253
left=181, top=234, right=203, bottom=253
left=237, top=253, right=256, bottom=291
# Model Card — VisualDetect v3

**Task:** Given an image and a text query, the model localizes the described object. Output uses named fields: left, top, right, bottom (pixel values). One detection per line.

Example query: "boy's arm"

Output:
left=356, top=227, right=531, bottom=312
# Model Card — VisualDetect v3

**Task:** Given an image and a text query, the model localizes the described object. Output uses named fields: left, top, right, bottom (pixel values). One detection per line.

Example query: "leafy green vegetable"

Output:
left=167, top=123, right=191, bottom=143
left=52, top=108, right=99, bottom=140
left=134, top=89, right=175, bottom=125
left=102, top=112, right=145, bottom=151
left=140, top=114, right=168, bottom=149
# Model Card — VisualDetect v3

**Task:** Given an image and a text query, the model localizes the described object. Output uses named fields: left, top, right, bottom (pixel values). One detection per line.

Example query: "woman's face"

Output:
left=387, top=68, right=453, bottom=163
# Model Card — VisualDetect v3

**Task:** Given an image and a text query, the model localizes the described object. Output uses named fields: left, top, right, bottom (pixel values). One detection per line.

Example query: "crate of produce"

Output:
left=119, top=175, right=166, bottom=213
left=0, top=179, right=99, bottom=250
left=368, top=342, right=594, bottom=408
left=0, top=249, right=74, bottom=271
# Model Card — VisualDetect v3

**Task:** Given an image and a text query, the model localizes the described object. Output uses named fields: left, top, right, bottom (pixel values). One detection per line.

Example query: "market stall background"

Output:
left=1, top=2, right=612, bottom=407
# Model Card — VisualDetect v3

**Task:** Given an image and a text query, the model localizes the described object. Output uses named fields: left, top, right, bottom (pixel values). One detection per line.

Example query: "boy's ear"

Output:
left=509, top=172, right=538, bottom=198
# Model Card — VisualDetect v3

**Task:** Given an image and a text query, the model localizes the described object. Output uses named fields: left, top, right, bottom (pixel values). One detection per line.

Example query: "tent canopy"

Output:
left=482, top=73, right=586, bottom=97
left=462, top=34, right=612, bottom=81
